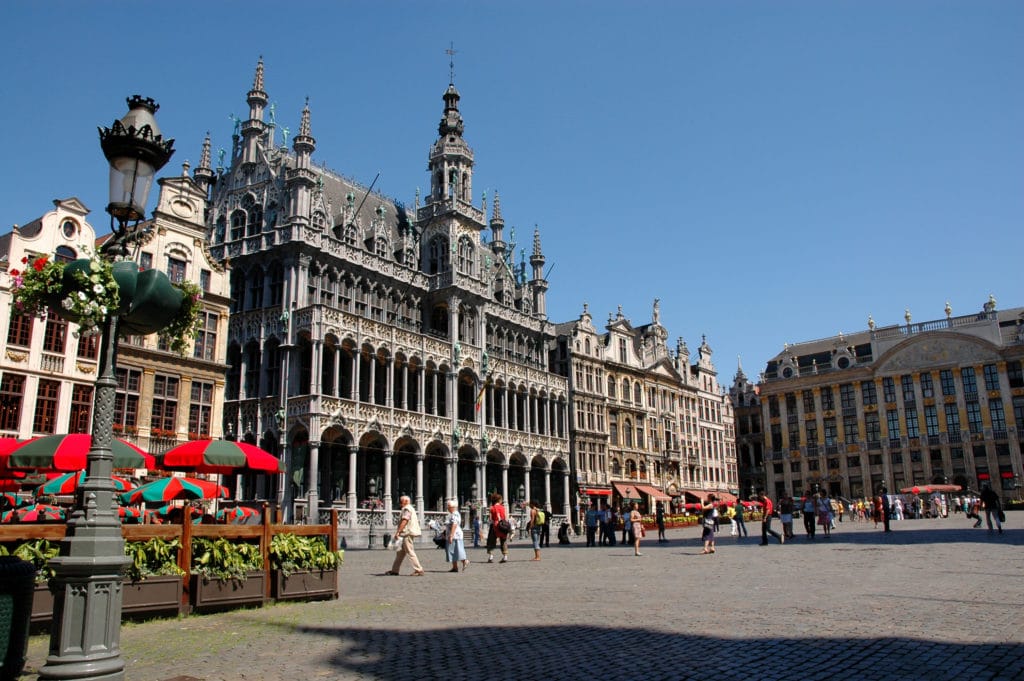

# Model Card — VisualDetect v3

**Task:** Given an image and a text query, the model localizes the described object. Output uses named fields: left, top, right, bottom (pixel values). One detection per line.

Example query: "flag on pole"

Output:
left=475, top=377, right=490, bottom=412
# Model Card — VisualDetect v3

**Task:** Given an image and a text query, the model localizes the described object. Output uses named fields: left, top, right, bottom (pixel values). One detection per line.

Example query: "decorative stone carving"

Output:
left=876, top=336, right=1001, bottom=373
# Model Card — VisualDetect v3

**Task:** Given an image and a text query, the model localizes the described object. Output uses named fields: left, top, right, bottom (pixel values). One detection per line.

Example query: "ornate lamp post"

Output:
left=40, top=96, right=173, bottom=681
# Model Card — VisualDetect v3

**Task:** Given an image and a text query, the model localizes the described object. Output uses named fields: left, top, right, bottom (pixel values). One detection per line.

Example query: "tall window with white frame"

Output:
left=151, top=374, right=180, bottom=438
left=0, top=373, right=25, bottom=432
left=68, top=384, right=93, bottom=434
left=33, top=379, right=60, bottom=433
left=188, top=381, right=214, bottom=439
left=193, top=311, right=218, bottom=361
left=114, top=368, right=141, bottom=432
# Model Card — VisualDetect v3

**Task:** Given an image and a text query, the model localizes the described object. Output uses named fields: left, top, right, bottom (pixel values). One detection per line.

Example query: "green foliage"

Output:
left=159, top=280, right=204, bottom=355
left=191, top=537, right=263, bottom=583
left=124, top=538, right=185, bottom=582
left=269, top=533, right=344, bottom=576
left=9, top=253, right=119, bottom=337
left=7, top=539, right=60, bottom=583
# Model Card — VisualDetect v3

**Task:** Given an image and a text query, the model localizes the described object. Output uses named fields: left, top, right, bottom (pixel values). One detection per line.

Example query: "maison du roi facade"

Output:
left=0, top=181, right=232, bottom=460
left=743, top=301, right=1024, bottom=501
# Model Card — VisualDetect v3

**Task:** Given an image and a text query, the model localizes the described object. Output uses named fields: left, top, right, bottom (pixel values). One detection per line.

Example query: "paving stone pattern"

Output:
left=18, top=519, right=1024, bottom=680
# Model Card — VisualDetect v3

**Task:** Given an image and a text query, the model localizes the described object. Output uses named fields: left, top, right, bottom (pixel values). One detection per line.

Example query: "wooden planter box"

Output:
left=272, top=569, right=338, bottom=602
left=122, top=575, right=183, bottom=618
left=30, top=583, right=53, bottom=625
left=189, top=572, right=266, bottom=612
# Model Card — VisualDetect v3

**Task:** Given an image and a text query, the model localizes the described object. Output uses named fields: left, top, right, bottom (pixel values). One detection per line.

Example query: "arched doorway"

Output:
left=392, top=438, right=419, bottom=508
left=424, top=440, right=449, bottom=512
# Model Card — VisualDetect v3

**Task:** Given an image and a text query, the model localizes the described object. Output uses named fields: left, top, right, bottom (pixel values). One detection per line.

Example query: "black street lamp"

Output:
left=40, top=96, right=173, bottom=681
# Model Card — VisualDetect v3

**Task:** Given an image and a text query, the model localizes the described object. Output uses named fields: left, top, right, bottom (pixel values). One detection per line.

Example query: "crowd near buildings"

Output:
left=2, top=59, right=1020, bottom=541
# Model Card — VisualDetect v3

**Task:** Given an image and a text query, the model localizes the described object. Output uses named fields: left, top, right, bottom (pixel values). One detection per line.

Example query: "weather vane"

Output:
left=446, top=41, right=457, bottom=83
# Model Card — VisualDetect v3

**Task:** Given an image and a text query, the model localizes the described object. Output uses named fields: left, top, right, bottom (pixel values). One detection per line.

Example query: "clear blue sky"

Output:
left=2, top=1, right=1021, bottom=383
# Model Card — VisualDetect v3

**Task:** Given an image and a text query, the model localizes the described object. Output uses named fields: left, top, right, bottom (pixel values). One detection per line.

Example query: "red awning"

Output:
left=715, top=491, right=738, bottom=504
left=612, top=481, right=641, bottom=499
left=583, top=488, right=611, bottom=496
left=634, top=484, right=671, bottom=501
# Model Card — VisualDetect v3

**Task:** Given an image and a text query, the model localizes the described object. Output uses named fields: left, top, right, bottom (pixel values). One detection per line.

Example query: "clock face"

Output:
left=61, top=219, right=76, bottom=238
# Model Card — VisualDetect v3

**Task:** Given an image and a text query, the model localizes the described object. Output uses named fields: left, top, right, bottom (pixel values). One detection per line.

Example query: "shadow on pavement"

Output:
left=253, top=621, right=1020, bottom=681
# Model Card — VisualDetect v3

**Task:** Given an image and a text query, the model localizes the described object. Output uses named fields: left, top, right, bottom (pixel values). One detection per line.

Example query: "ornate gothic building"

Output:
left=206, top=60, right=570, bottom=529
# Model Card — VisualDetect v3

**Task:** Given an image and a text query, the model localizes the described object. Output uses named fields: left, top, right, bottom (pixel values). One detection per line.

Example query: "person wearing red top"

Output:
left=757, top=490, right=784, bottom=546
left=487, top=493, right=510, bottom=563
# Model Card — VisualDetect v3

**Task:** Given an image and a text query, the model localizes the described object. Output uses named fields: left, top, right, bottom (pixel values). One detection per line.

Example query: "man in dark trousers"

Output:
left=881, top=485, right=892, bottom=532
left=757, top=489, right=784, bottom=545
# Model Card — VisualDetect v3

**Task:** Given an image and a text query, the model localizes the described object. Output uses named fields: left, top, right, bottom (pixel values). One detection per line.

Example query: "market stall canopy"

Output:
left=634, top=484, right=671, bottom=501
left=582, top=488, right=612, bottom=496
left=154, top=440, right=283, bottom=474
left=612, top=481, right=641, bottom=500
left=119, top=476, right=227, bottom=505
left=899, top=484, right=962, bottom=495
left=6, top=434, right=153, bottom=471
left=35, top=471, right=135, bottom=497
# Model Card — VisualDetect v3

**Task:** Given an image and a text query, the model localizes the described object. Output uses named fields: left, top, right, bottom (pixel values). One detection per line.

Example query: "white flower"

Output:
left=89, top=261, right=101, bottom=272
left=77, top=291, right=87, bottom=301
left=93, top=283, right=105, bottom=294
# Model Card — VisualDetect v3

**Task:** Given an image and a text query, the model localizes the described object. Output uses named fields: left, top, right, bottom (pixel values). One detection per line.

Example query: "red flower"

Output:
left=32, top=256, right=48, bottom=272
left=9, top=269, right=19, bottom=276
left=20, top=256, right=27, bottom=264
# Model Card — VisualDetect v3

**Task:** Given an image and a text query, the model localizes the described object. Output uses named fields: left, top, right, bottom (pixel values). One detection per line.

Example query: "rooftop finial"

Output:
left=492, top=191, right=503, bottom=222
left=299, top=97, right=311, bottom=137
left=446, top=42, right=457, bottom=84
left=533, top=227, right=542, bottom=256
left=944, top=301, right=952, bottom=318
left=199, top=133, right=212, bottom=169
left=253, top=56, right=265, bottom=92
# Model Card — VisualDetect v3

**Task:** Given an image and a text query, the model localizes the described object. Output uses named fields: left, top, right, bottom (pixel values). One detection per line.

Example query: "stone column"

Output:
left=415, top=453, right=425, bottom=518
left=347, top=444, right=358, bottom=528
left=524, top=466, right=532, bottom=503
left=351, top=350, right=360, bottom=401
left=383, top=451, right=393, bottom=528
left=562, top=474, right=571, bottom=519
left=306, top=440, right=320, bottom=523
left=544, top=466, right=552, bottom=506
left=501, top=464, right=509, bottom=506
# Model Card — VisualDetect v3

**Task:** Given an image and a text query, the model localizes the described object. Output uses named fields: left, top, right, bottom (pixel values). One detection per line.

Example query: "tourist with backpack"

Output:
left=528, top=500, right=544, bottom=561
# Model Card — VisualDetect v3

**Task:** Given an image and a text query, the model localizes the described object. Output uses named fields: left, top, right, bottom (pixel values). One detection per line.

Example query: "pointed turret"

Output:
left=286, top=98, right=317, bottom=224
left=193, top=132, right=215, bottom=194
left=241, top=56, right=269, bottom=165
left=427, top=80, right=475, bottom=207
left=489, top=191, right=506, bottom=259
left=529, top=227, right=547, bottom=320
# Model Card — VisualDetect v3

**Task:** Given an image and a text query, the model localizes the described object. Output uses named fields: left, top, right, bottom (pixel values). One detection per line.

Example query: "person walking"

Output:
left=700, top=494, right=718, bottom=554
left=620, top=504, right=630, bottom=545
left=629, top=502, right=644, bottom=556
left=980, top=484, right=1004, bottom=534
left=527, top=500, right=544, bottom=561
left=487, top=493, right=510, bottom=563
left=445, top=499, right=469, bottom=572
left=386, top=495, right=424, bottom=576
left=726, top=502, right=738, bottom=536
left=656, top=502, right=667, bottom=543
left=734, top=499, right=748, bottom=538
left=540, top=504, right=551, bottom=548
left=470, top=503, right=481, bottom=548
left=757, top=490, right=784, bottom=545
left=802, top=490, right=817, bottom=540
left=599, top=502, right=614, bottom=546
left=817, top=490, right=832, bottom=538
left=584, top=501, right=599, bottom=547
left=779, top=494, right=795, bottom=539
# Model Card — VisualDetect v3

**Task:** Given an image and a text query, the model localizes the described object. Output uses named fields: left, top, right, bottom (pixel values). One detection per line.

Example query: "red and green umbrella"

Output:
left=6, top=434, right=154, bottom=472
left=216, top=506, right=261, bottom=524
left=35, top=471, right=135, bottom=497
left=1, top=503, right=66, bottom=523
left=0, top=479, right=23, bottom=492
left=154, top=440, right=283, bottom=474
left=119, top=476, right=227, bottom=505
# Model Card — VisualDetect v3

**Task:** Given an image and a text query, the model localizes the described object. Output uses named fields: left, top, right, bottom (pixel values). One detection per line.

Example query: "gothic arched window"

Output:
left=427, top=235, right=449, bottom=274
left=457, top=236, right=475, bottom=276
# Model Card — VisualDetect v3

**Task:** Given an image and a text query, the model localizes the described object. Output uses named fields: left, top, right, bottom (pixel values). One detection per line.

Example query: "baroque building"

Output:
left=208, top=60, right=570, bottom=530
left=0, top=173, right=230, bottom=455
left=757, top=301, right=1024, bottom=501
left=552, top=300, right=737, bottom=512
left=729, top=358, right=764, bottom=499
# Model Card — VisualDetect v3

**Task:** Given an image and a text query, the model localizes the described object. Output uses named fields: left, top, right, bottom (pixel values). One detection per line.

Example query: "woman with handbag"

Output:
left=527, top=500, right=543, bottom=561
left=699, top=494, right=718, bottom=554
left=445, top=499, right=469, bottom=572
left=629, top=502, right=644, bottom=556
left=487, top=493, right=510, bottom=563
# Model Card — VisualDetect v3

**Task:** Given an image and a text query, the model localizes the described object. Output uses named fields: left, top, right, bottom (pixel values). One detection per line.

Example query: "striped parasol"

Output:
left=6, top=434, right=153, bottom=472
left=216, top=506, right=261, bottom=524
left=119, top=476, right=227, bottom=505
left=154, top=440, right=282, bottom=474
left=1, top=503, right=66, bottom=523
left=35, top=471, right=135, bottom=497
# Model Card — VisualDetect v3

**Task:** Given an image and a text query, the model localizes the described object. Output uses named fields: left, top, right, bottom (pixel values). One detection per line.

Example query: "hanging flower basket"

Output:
left=9, top=253, right=202, bottom=354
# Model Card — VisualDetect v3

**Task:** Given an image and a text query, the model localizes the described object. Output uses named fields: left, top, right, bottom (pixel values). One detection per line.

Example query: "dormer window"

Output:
left=61, top=219, right=77, bottom=238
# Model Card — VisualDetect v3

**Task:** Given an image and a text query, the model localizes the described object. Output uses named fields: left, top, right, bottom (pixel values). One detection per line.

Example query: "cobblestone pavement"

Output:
left=19, top=518, right=1024, bottom=681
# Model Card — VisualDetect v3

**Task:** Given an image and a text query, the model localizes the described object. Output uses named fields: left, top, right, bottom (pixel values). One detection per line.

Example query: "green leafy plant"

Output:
left=191, top=537, right=263, bottom=583
left=9, top=253, right=119, bottom=338
left=159, top=280, right=204, bottom=355
left=124, top=538, right=185, bottom=582
left=269, top=533, right=344, bottom=577
left=1, top=539, right=61, bottom=583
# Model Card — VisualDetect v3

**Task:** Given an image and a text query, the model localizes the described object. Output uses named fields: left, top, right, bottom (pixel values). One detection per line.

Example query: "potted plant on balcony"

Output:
left=9, top=253, right=203, bottom=354
left=1, top=539, right=59, bottom=624
left=269, top=533, right=343, bottom=601
left=121, top=537, right=185, bottom=618
left=189, top=537, right=265, bottom=612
